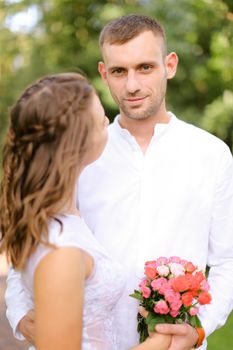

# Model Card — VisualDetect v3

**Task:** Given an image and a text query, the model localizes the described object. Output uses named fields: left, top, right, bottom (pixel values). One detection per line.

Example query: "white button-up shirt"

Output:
left=5, top=113, right=233, bottom=350
left=78, top=113, right=233, bottom=349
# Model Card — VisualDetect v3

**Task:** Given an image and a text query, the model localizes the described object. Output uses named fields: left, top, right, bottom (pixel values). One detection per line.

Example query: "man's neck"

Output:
left=119, top=112, right=171, bottom=153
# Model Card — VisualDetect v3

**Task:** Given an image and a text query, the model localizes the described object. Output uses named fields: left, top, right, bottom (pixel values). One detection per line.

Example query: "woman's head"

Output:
left=0, top=72, right=108, bottom=269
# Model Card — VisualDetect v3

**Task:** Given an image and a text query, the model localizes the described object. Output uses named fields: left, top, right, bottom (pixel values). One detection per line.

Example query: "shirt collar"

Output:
left=113, top=112, right=178, bottom=142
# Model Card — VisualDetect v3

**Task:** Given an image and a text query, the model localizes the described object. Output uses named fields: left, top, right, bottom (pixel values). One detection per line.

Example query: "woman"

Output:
left=0, top=73, right=171, bottom=350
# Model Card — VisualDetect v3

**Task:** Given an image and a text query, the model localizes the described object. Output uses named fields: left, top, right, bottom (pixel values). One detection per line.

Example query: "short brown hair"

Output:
left=99, top=14, right=167, bottom=54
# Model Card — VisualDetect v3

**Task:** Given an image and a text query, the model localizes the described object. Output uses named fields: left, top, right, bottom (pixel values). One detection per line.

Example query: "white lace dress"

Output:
left=22, top=215, right=126, bottom=350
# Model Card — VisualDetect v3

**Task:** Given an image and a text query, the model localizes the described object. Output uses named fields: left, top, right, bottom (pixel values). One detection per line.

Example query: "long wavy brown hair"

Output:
left=0, top=72, right=94, bottom=269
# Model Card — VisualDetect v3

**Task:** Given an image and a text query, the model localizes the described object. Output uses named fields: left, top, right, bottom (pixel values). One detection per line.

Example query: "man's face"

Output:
left=99, top=30, right=177, bottom=122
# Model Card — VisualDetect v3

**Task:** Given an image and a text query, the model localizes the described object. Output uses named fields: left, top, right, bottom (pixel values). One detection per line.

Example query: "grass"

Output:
left=207, top=311, right=233, bottom=349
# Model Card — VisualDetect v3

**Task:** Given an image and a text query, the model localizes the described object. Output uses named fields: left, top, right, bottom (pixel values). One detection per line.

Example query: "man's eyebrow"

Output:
left=108, top=66, right=125, bottom=71
left=136, top=61, right=159, bottom=67
left=108, top=61, right=159, bottom=71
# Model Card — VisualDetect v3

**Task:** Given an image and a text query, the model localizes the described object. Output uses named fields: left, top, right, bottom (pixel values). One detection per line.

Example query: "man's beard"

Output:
left=120, top=91, right=166, bottom=121
left=117, top=79, right=167, bottom=120
left=120, top=102, right=160, bottom=120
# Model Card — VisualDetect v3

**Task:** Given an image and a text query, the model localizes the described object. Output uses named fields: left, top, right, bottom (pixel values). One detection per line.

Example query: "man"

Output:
left=5, top=14, right=233, bottom=350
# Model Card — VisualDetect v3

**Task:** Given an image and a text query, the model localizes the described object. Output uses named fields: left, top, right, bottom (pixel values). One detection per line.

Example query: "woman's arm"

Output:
left=34, top=247, right=87, bottom=350
left=130, top=333, right=171, bottom=350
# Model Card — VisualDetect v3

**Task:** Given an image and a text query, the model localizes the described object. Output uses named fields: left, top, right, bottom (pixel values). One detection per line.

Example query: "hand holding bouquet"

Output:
left=130, top=256, right=211, bottom=343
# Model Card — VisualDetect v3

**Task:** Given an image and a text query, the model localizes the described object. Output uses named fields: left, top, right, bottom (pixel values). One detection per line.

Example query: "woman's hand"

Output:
left=130, top=307, right=171, bottom=350
left=138, top=306, right=198, bottom=350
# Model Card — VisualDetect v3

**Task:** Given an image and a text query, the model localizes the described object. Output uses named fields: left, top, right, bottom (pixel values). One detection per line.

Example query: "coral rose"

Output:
left=171, top=275, right=190, bottom=292
left=194, top=271, right=206, bottom=283
left=185, top=262, right=196, bottom=273
left=198, top=291, right=212, bottom=305
left=145, top=266, right=157, bottom=279
left=181, top=292, right=193, bottom=306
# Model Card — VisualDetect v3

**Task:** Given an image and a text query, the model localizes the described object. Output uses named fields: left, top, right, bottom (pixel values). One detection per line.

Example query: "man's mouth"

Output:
left=124, top=96, right=147, bottom=103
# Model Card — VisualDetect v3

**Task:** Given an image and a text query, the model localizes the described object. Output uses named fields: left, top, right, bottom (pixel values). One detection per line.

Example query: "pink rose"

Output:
left=189, top=307, right=199, bottom=316
left=170, top=309, right=180, bottom=317
left=164, top=289, right=180, bottom=304
left=139, top=278, right=148, bottom=289
left=154, top=300, right=170, bottom=314
left=170, top=299, right=182, bottom=311
left=156, top=257, right=168, bottom=266
left=141, top=286, right=151, bottom=299
left=180, top=259, right=188, bottom=266
left=200, top=280, right=210, bottom=293
left=151, top=277, right=168, bottom=294
left=168, top=256, right=181, bottom=264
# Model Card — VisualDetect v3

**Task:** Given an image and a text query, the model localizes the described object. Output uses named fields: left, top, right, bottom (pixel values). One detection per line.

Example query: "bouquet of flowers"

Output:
left=130, top=256, right=211, bottom=343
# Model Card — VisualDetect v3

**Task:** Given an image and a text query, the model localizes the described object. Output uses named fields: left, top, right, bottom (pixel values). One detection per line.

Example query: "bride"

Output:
left=0, top=72, right=171, bottom=350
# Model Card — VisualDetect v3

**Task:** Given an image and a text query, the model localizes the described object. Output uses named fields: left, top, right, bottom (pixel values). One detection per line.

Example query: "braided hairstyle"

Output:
left=0, top=72, right=94, bottom=269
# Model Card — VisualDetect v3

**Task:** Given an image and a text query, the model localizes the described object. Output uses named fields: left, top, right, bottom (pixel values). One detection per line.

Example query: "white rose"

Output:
left=168, top=262, right=185, bottom=277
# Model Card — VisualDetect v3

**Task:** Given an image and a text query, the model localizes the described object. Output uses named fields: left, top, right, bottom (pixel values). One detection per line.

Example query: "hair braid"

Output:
left=0, top=72, right=94, bottom=269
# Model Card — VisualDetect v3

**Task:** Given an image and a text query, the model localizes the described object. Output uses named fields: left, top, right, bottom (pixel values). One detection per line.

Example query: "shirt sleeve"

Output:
left=5, top=266, right=34, bottom=340
left=198, top=146, right=233, bottom=337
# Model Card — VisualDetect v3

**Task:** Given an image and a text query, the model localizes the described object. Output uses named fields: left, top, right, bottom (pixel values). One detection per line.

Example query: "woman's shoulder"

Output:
left=22, top=215, right=102, bottom=288
left=50, top=214, right=105, bottom=254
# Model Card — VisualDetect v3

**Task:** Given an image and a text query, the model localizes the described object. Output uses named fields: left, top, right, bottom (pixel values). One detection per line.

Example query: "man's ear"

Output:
left=165, top=52, right=179, bottom=80
left=98, top=62, right=108, bottom=85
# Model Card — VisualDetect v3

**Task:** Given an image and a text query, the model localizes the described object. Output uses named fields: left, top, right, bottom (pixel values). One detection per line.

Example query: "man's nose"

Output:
left=126, top=71, right=140, bottom=94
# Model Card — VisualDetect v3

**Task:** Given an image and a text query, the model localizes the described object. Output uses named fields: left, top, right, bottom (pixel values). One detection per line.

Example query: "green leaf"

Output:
left=164, top=314, right=176, bottom=324
left=146, top=312, right=167, bottom=332
left=129, top=290, right=143, bottom=301
left=188, top=315, right=202, bottom=328
left=137, top=313, right=149, bottom=343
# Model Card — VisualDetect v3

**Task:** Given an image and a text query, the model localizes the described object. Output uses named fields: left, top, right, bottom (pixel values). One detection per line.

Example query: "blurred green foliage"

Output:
left=208, top=311, right=233, bottom=349
left=0, top=0, right=233, bottom=152
left=1, top=0, right=233, bottom=150
left=0, top=1, right=233, bottom=347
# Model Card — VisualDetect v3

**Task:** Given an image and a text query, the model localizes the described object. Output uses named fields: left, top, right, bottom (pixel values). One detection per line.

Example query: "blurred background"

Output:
left=0, top=0, right=233, bottom=349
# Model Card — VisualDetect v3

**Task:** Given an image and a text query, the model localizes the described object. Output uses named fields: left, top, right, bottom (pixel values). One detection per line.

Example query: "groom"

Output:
left=5, top=14, right=233, bottom=350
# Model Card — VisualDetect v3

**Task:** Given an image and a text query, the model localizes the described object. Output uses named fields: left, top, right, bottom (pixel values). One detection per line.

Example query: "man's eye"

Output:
left=111, top=68, right=124, bottom=75
left=141, top=65, right=151, bottom=71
